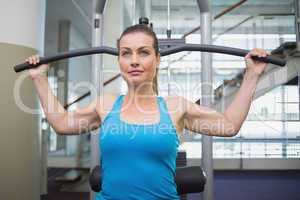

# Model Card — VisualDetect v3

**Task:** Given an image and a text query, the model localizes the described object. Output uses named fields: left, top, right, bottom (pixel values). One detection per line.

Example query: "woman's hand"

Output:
left=25, top=55, right=49, bottom=79
left=244, top=48, right=270, bottom=77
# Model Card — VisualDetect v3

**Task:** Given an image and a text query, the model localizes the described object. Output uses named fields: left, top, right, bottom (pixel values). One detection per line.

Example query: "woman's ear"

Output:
left=156, top=54, right=161, bottom=65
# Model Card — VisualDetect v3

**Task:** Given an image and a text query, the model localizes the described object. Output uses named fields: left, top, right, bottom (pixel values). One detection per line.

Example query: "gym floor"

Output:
left=41, top=168, right=89, bottom=200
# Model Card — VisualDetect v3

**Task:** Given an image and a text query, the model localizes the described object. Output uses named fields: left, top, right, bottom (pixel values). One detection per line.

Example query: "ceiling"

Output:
left=45, top=0, right=93, bottom=55
left=150, top=0, right=295, bottom=34
left=45, top=0, right=296, bottom=53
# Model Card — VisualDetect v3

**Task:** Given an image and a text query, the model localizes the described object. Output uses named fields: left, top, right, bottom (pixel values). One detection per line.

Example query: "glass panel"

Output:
left=45, top=0, right=92, bottom=162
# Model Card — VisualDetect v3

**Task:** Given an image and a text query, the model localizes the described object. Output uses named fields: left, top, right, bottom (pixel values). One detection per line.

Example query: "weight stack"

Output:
left=176, top=150, right=187, bottom=200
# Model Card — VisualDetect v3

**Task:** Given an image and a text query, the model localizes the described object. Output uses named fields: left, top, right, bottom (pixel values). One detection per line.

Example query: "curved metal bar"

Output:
left=63, top=73, right=121, bottom=109
left=14, top=44, right=286, bottom=72
left=160, top=44, right=286, bottom=66
left=14, top=46, right=118, bottom=72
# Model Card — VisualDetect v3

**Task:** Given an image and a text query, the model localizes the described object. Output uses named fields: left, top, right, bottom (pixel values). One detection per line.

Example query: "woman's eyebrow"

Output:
left=138, top=46, right=152, bottom=50
left=120, top=46, right=152, bottom=50
left=119, top=47, right=131, bottom=51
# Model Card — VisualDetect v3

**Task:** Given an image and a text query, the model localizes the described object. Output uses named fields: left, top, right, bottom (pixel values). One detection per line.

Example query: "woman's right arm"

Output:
left=27, top=55, right=101, bottom=135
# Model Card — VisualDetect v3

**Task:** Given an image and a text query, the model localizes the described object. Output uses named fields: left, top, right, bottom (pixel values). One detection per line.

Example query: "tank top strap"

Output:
left=111, top=94, right=124, bottom=114
left=157, top=96, right=173, bottom=125
left=102, top=95, right=124, bottom=123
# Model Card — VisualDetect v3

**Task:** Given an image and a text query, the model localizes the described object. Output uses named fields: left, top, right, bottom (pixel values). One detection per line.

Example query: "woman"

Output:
left=26, top=24, right=268, bottom=200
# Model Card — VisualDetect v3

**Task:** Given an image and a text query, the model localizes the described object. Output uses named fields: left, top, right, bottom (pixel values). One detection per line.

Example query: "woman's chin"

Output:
left=128, top=78, right=152, bottom=87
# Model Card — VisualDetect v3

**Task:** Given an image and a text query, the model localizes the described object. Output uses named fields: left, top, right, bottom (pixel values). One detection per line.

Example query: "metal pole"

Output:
left=281, top=86, right=287, bottom=157
left=295, top=0, right=300, bottom=51
left=91, top=1, right=106, bottom=200
left=296, top=0, right=300, bottom=119
left=167, top=0, right=170, bottom=31
left=145, top=0, right=152, bottom=21
left=198, top=0, right=214, bottom=199
left=167, top=0, right=171, bottom=94
left=39, top=1, right=47, bottom=195
left=298, top=72, right=300, bottom=120
left=132, top=0, right=136, bottom=25
left=183, top=0, right=247, bottom=38
left=41, top=120, right=49, bottom=195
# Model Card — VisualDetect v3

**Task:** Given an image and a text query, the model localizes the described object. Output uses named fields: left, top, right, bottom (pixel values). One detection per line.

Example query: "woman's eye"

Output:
left=121, top=51, right=130, bottom=56
left=140, top=51, right=149, bottom=56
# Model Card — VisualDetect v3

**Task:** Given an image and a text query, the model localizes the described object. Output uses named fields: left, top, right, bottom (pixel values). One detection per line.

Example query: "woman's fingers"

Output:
left=26, top=56, right=32, bottom=64
left=36, top=55, right=40, bottom=63
left=30, top=56, right=34, bottom=64
left=26, top=55, right=49, bottom=79
left=251, top=48, right=268, bottom=57
left=26, top=55, right=40, bottom=65
left=246, top=48, right=269, bottom=62
left=33, top=55, right=39, bottom=65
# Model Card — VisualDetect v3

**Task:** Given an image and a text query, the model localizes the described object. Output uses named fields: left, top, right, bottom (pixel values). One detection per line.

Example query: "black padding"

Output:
left=89, top=165, right=206, bottom=195
left=89, top=165, right=101, bottom=192
left=14, top=44, right=286, bottom=72
left=175, top=166, right=206, bottom=195
left=139, top=17, right=149, bottom=25
left=158, top=38, right=186, bottom=49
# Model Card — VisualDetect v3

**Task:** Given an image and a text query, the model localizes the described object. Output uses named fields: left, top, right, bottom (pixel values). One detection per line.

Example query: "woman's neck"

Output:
left=126, top=85, right=156, bottom=103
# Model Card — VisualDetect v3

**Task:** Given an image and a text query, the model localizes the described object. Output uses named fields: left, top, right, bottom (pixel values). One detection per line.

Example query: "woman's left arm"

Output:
left=181, top=48, right=269, bottom=137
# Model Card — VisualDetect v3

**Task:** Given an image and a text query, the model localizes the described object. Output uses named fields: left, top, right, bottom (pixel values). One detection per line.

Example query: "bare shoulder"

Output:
left=95, top=93, right=120, bottom=119
left=162, top=95, right=186, bottom=135
left=163, top=95, right=186, bottom=114
left=163, top=95, right=181, bottom=103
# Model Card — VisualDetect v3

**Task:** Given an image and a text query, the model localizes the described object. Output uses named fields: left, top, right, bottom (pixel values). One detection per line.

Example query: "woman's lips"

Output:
left=128, top=70, right=143, bottom=75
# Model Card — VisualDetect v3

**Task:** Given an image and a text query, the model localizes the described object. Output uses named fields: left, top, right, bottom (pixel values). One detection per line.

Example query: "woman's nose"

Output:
left=130, top=53, right=139, bottom=67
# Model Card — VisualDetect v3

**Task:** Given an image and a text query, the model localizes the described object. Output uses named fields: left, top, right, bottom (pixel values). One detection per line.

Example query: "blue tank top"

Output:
left=96, top=95, right=180, bottom=200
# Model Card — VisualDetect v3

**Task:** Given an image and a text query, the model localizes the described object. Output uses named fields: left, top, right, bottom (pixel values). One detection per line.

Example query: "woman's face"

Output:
left=118, top=32, right=160, bottom=90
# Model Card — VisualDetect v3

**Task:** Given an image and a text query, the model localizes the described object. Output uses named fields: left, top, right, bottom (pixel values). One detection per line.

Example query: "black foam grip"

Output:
left=89, top=165, right=206, bottom=195
left=14, top=44, right=286, bottom=73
